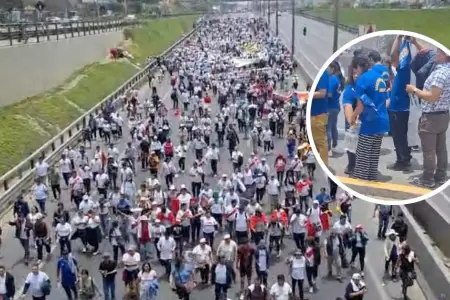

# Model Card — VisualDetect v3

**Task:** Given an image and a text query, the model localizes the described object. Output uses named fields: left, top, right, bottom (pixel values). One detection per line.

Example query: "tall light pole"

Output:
left=268, top=0, right=271, bottom=25
left=275, top=0, right=279, bottom=35
left=332, top=0, right=340, bottom=53
left=291, top=0, right=295, bottom=60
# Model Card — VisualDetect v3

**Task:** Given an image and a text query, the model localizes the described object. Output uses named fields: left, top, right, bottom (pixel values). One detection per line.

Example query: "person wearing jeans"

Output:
left=310, top=70, right=329, bottom=166
left=327, top=61, right=345, bottom=156
left=33, top=178, right=48, bottom=215
left=288, top=250, right=306, bottom=300
left=350, top=225, right=369, bottom=277
left=99, top=253, right=117, bottom=300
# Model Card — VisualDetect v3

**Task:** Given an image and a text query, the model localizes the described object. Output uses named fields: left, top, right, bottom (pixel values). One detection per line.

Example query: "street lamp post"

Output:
left=291, top=0, right=295, bottom=60
left=268, top=0, right=271, bottom=26
left=332, top=0, right=340, bottom=53
left=275, top=0, right=279, bottom=35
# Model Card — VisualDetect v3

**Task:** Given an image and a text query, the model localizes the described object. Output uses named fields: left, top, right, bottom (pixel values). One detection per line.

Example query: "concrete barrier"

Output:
left=399, top=205, right=450, bottom=299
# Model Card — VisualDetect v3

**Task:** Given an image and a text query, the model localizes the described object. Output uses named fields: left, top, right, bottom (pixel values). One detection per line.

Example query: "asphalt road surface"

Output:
left=0, top=29, right=426, bottom=300
left=269, top=12, right=450, bottom=227
left=2, top=75, right=421, bottom=300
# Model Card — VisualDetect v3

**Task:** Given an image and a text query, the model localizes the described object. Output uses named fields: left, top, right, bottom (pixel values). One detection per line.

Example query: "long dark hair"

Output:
left=329, top=61, right=346, bottom=90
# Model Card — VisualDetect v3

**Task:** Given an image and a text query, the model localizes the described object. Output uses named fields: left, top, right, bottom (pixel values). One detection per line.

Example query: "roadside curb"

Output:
left=336, top=176, right=431, bottom=200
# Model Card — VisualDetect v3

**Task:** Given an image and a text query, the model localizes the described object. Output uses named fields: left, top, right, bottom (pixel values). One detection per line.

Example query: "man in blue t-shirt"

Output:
left=57, top=250, right=79, bottom=300
left=388, top=36, right=413, bottom=170
left=315, top=187, right=331, bottom=210
left=310, top=70, right=329, bottom=165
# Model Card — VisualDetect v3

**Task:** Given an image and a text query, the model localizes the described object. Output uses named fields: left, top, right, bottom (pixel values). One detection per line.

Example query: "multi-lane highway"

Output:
left=0, top=15, right=435, bottom=300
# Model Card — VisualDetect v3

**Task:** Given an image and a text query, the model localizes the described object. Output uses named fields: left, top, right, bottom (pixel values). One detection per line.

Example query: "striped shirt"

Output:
left=421, top=62, right=450, bottom=113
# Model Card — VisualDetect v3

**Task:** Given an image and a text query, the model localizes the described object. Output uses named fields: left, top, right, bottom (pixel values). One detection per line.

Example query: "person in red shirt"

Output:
left=204, top=93, right=212, bottom=104
left=236, top=237, right=255, bottom=298
left=156, top=206, right=175, bottom=235
left=137, top=215, right=152, bottom=260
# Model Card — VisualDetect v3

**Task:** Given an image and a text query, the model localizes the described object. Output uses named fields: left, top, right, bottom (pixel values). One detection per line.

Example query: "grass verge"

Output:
left=0, top=15, right=198, bottom=176
left=307, top=8, right=450, bottom=48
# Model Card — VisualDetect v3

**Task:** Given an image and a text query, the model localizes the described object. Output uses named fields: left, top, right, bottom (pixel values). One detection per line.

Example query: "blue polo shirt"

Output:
left=311, top=70, right=329, bottom=116
left=328, top=74, right=341, bottom=110
left=57, top=256, right=78, bottom=286
left=315, top=193, right=331, bottom=206
left=342, top=84, right=357, bottom=130
left=354, top=69, right=390, bottom=135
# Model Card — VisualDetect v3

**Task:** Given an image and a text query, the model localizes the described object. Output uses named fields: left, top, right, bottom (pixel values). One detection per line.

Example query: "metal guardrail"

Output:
left=0, top=19, right=141, bottom=46
left=299, top=12, right=359, bottom=34
left=0, top=25, right=199, bottom=213
left=0, top=13, right=202, bottom=46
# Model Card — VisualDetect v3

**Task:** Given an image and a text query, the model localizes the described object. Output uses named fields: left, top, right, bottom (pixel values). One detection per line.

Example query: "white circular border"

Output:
left=306, top=29, right=450, bottom=205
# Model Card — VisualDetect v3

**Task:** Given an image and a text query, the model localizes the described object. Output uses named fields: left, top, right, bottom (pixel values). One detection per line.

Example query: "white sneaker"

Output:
left=328, top=150, right=333, bottom=157
left=309, top=287, right=314, bottom=293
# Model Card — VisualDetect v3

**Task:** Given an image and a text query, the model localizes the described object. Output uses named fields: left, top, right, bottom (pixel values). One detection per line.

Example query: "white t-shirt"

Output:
left=201, top=216, right=217, bottom=233
left=270, top=282, right=292, bottom=300
left=25, top=271, right=49, bottom=297
left=122, top=252, right=141, bottom=271
left=192, top=244, right=212, bottom=265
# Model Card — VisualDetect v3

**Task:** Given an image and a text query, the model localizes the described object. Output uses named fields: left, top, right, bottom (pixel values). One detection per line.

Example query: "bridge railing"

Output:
left=298, top=12, right=358, bottom=34
left=0, top=19, right=141, bottom=46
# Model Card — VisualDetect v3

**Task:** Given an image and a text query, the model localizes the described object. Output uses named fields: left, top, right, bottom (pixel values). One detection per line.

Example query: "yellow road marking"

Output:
left=337, top=176, right=432, bottom=196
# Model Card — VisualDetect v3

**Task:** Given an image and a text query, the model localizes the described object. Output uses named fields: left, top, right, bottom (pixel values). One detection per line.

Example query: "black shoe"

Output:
left=387, top=162, right=410, bottom=171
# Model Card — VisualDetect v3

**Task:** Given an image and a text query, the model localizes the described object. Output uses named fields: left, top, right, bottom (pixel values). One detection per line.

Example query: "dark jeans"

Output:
left=62, top=282, right=78, bottom=300
left=214, top=283, right=228, bottom=300
left=378, top=216, right=389, bottom=238
left=293, top=232, right=306, bottom=251
left=102, top=278, right=116, bottom=300
left=389, top=111, right=411, bottom=165
left=291, top=278, right=304, bottom=300
left=351, top=247, right=366, bottom=271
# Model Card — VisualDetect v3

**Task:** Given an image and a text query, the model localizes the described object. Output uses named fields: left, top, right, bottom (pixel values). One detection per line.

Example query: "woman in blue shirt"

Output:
left=349, top=56, right=390, bottom=181
left=342, top=66, right=358, bottom=174
left=171, top=257, right=194, bottom=300
left=327, top=61, right=345, bottom=156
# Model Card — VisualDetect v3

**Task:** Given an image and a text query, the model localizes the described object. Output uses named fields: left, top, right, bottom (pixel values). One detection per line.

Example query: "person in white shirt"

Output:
left=267, top=175, right=280, bottom=209
left=287, top=251, right=306, bottom=299
left=157, top=231, right=176, bottom=277
left=224, top=189, right=240, bottom=207
left=95, top=170, right=109, bottom=199
left=79, top=195, right=98, bottom=214
left=217, top=174, right=233, bottom=192
left=71, top=210, right=89, bottom=252
left=200, top=210, right=218, bottom=246
left=192, top=238, right=212, bottom=284
left=175, top=140, right=189, bottom=173
left=55, top=218, right=72, bottom=254
left=189, top=161, right=203, bottom=198
left=60, top=154, right=72, bottom=186
left=269, top=274, right=292, bottom=300
left=216, top=234, right=237, bottom=264
left=261, top=128, right=273, bottom=154
left=36, top=157, right=49, bottom=184
left=290, top=209, right=308, bottom=251
left=176, top=203, right=193, bottom=243
left=306, top=200, right=323, bottom=238
left=205, top=143, right=220, bottom=176
left=122, top=246, right=141, bottom=286
left=21, top=264, right=50, bottom=299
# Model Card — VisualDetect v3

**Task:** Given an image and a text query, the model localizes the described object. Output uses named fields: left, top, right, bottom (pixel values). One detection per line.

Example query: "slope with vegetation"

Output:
left=0, top=15, right=197, bottom=175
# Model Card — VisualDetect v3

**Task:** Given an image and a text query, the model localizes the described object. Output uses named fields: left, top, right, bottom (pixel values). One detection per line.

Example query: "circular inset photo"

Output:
left=306, top=30, right=450, bottom=204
